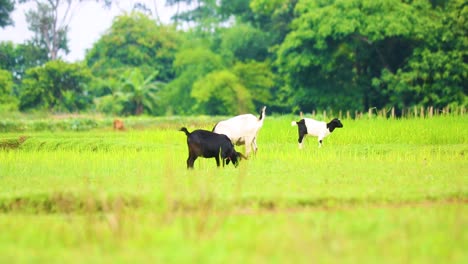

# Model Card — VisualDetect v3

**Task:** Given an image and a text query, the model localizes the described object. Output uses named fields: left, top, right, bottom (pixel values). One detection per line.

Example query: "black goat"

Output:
left=180, top=127, right=246, bottom=169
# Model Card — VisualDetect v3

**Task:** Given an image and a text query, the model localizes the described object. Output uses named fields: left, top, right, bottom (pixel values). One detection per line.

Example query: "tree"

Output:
left=117, top=68, right=161, bottom=115
left=163, top=22, right=277, bottom=115
left=163, top=46, right=224, bottom=114
left=377, top=0, right=467, bottom=109
left=19, top=60, right=91, bottom=112
left=191, top=70, right=253, bottom=115
left=0, top=0, right=14, bottom=28
left=0, top=69, right=13, bottom=97
left=248, top=0, right=297, bottom=45
left=22, top=0, right=112, bottom=60
left=218, top=0, right=297, bottom=113
left=24, top=0, right=73, bottom=60
left=94, top=68, right=163, bottom=116
left=0, top=69, right=18, bottom=111
left=276, top=0, right=438, bottom=111
left=166, top=0, right=222, bottom=30
left=86, top=12, right=181, bottom=115
left=0, top=41, right=16, bottom=71
left=86, top=12, right=181, bottom=82
left=217, top=23, right=271, bottom=62
left=0, top=41, right=48, bottom=83
left=232, top=61, right=274, bottom=109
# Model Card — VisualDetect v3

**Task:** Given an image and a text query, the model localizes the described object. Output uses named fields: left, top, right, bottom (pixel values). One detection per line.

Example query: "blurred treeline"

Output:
left=0, top=0, right=466, bottom=116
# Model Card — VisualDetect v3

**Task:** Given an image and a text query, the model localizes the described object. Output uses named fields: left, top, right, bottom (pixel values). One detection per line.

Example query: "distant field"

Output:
left=0, top=115, right=467, bottom=263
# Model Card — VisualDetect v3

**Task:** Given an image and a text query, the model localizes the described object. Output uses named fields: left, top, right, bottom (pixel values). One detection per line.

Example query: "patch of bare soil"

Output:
left=0, top=135, right=29, bottom=150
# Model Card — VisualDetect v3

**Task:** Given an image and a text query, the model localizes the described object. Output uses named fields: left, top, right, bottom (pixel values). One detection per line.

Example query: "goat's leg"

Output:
left=187, top=155, right=197, bottom=169
left=298, top=134, right=305, bottom=149
left=244, top=137, right=254, bottom=156
left=318, top=136, right=324, bottom=148
left=215, top=156, right=221, bottom=167
left=245, top=145, right=250, bottom=157
left=297, top=127, right=307, bottom=149
left=252, top=137, right=258, bottom=155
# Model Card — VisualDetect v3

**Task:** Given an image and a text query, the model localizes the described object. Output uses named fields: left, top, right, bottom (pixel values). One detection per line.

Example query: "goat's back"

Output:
left=303, top=118, right=327, bottom=136
left=213, top=114, right=262, bottom=139
left=187, top=129, right=234, bottom=157
left=188, top=129, right=229, bottom=144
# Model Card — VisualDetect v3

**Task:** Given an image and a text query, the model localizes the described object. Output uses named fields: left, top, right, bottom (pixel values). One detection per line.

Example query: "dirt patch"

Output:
left=1, top=193, right=466, bottom=215
left=0, top=193, right=141, bottom=214
left=0, top=136, right=29, bottom=150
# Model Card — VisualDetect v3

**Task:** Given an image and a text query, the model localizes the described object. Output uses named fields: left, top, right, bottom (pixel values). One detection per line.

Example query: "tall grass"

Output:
left=0, top=115, right=466, bottom=263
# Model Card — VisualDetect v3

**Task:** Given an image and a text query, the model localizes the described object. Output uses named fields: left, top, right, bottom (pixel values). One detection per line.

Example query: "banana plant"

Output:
left=119, top=68, right=163, bottom=115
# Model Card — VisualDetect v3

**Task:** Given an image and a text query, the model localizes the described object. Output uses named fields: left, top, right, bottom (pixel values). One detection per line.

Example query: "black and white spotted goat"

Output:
left=291, top=118, right=343, bottom=148
left=180, top=127, right=246, bottom=169
left=212, top=106, right=266, bottom=157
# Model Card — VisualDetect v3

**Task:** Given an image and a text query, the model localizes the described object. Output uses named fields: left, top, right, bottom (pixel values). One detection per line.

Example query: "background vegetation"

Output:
left=0, top=0, right=466, bottom=116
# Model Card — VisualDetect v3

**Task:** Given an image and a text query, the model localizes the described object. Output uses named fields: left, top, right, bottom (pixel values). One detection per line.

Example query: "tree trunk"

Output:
left=135, top=103, right=144, bottom=115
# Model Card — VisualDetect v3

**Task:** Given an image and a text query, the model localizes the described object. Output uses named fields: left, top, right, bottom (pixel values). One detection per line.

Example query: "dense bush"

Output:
left=0, top=118, right=99, bottom=132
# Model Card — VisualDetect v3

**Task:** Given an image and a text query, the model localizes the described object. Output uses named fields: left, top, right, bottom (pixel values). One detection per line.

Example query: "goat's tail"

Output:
left=291, top=121, right=298, bottom=126
left=179, top=127, right=190, bottom=136
left=258, top=106, right=267, bottom=121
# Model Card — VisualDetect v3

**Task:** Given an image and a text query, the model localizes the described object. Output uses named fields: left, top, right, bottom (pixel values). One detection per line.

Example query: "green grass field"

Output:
left=0, top=115, right=467, bottom=263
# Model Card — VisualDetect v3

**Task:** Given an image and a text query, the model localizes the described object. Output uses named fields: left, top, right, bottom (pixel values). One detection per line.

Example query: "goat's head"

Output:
left=226, top=151, right=248, bottom=167
left=327, top=118, right=343, bottom=132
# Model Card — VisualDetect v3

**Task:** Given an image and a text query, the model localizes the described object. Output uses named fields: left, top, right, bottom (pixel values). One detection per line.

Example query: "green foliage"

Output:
left=276, top=0, right=444, bottom=111
left=0, top=42, right=15, bottom=70
left=93, top=68, right=162, bottom=116
left=86, top=13, right=180, bottom=115
left=376, top=0, right=468, bottom=109
left=167, top=0, right=222, bottom=31
left=0, top=69, right=13, bottom=98
left=379, top=49, right=467, bottom=109
left=1, top=0, right=466, bottom=115
left=19, top=60, right=92, bottom=112
left=86, top=12, right=180, bottom=82
left=192, top=70, right=253, bottom=114
left=0, top=69, right=18, bottom=111
left=163, top=47, right=225, bottom=114
left=94, top=94, right=125, bottom=115
left=249, top=0, right=297, bottom=46
left=0, top=0, right=14, bottom=27
left=167, top=38, right=276, bottom=115
left=232, top=61, right=274, bottom=108
left=119, top=68, right=161, bottom=115
left=218, top=23, right=271, bottom=62
left=0, top=41, right=48, bottom=83
left=174, top=47, right=224, bottom=74
left=219, top=0, right=251, bottom=20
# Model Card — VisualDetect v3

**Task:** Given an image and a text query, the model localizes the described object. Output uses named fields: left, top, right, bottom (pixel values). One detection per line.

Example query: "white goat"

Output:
left=291, top=117, right=343, bottom=148
left=212, top=106, right=266, bottom=156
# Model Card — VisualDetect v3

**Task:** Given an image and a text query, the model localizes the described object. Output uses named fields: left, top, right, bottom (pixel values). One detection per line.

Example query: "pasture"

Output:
left=0, top=115, right=467, bottom=263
